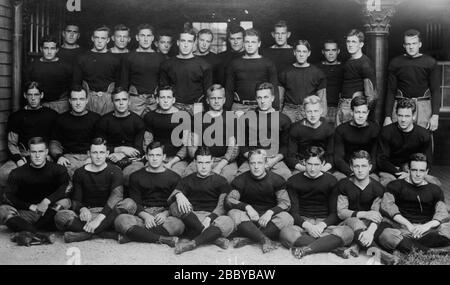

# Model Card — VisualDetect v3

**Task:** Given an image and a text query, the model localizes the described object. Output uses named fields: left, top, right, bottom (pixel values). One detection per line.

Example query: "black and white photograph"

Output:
left=0, top=0, right=450, bottom=267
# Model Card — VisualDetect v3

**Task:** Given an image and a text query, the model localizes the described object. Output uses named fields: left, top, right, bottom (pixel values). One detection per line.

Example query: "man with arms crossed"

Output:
left=113, top=142, right=185, bottom=247
left=55, top=138, right=135, bottom=243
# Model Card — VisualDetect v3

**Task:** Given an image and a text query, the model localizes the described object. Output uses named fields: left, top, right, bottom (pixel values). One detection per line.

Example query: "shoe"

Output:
left=291, top=246, right=313, bottom=259
left=332, top=247, right=351, bottom=259
left=213, top=237, right=229, bottom=249
left=175, top=240, right=196, bottom=254
left=367, top=246, right=400, bottom=265
left=64, top=231, right=92, bottom=243
left=118, top=234, right=131, bottom=244
left=233, top=237, right=253, bottom=248
left=34, top=233, right=56, bottom=244
left=261, top=237, right=278, bottom=254
left=159, top=236, right=179, bottom=248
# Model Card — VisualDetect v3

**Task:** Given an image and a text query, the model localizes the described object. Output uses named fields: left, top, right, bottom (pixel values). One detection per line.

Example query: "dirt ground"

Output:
left=0, top=226, right=373, bottom=265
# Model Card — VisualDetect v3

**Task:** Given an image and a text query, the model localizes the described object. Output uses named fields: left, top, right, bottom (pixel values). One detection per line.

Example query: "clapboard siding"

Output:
left=0, top=1, right=12, bottom=163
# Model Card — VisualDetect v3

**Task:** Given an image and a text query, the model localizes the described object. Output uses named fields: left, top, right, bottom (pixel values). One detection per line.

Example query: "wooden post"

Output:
left=13, top=0, right=23, bottom=112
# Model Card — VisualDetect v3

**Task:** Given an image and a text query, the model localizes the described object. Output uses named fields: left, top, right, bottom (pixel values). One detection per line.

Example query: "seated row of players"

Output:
left=26, top=21, right=440, bottom=135
left=0, top=79, right=439, bottom=193
left=1, top=134, right=449, bottom=264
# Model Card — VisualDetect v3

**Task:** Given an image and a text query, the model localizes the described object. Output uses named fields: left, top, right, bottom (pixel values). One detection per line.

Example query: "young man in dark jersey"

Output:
left=384, top=29, right=440, bottom=131
left=227, top=149, right=293, bottom=253
left=72, top=25, right=121, bottom=115
left=333, top=96, right=379, bottom=181
left=237, top=82, right=292, bottom=181
left=95, top=88, right=146, bottom=186
left=0, top=137, right=70, bottom=244
left=262, top=20, right=295, bottom=78
left=338, top=29, right=376, bottom=126
left=280, top=40, right=327, bottom=123
left=217, top=25, right=245, bottom=85
left=25, top=35, right=72, bottom=113
left=377, top=98, right=439, bottom=186
left=225, top=28, right=279, bottom=112
left=379, top=153, right=450, bottom=255
left=336, top=150, right=398, bottom=264
left=170, top=147, right=235, bottom=254
left=316, top=39, right=344, bottom=126
left=280, top=146, right=353, bottom=259
left=194, top=29, right=221, bottom=84
left=186, top=84, right=239, bottom=183
left=143, top=86, right=190, bottom=176
left=0, top=82, right=57, bottom=190
left=50, top=87, right=100, bottom=178
left=113, top=141, right=185, bottom=247
left=54, top=138, right=135, bottom=243
left=57, top=23, right=85, bottom=66
left=121, top=24, right=166, bottom=116
left=286, top=95, right=333, bottom=174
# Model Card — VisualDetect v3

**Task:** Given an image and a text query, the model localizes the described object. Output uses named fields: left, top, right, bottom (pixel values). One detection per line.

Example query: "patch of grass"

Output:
left=399, top=248, right=450, bottom=265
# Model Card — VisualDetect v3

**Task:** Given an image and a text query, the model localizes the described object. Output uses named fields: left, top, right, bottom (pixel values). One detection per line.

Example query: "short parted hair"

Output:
left=305, top=146, right=325, bottom=162
left=137, top=23, right=155, bottom=35
left=274, top=20, right=289, bottom=31
left=195, top=146, right=212, bottom=159
left=198, top=29, right=214, bottom=40
left=409, top=152, right=428, bottom=169
left=28, top=136, right=47, bottom=149
left=206, top=84, right=225, bottom=98
left=64, top=22, right=80, bottom=30
left=92, top=25, right=111, bottom=36
left=395, top=98, right=416, bottom=114
left=227, top=25, right=245, bottom=37
left=156, top=29, right=173, bottom=41
left=248, top=149, right=267, bottom=161
left=156, top=85, right=174, bottom=97
left=40, top=35, right=58, bottom=47
left=179, top=27, right=197, bottom=41
left=294, top=40, right=311, bottom=51
left=323, top=39, right=339, bottom=49
left=303, top=95, right=322, bottom=109
left=244, top=28, right=261, bottom=41
left=114, top=24, right=130, bottom=33
left=404, top=29, right=421, bottom=41
left=256, top=82, right=275, bottom=96
left=346, top=29, right=364, bottom=43
left=90, top=137, right=108, bottom=148
left=350, top=95, right=368, bottom=110
left=146, top=141, right=165, bottom=154
left=24, top=81, right=43, bottom=94
left=70, top=86, right=87, bottom=98
left=350, top=150, right=372, bottom=165
left=111, top=86, right=129, bottom=99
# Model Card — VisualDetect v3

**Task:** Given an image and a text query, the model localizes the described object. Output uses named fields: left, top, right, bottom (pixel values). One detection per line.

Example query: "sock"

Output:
left=93, top=212, right=119, bottom=234
left=5, top=216, right=37, bottom=232
left=418, top=232, right=450, bottom=248
left=307, top=234, right=344, bottom=254
left=149, top=225, right=170, bottom=236
left=182, top=213, right=204, bottom=238
left=67, top=218, right=86, bottom=232
left=126, top=225, right=160, bottom=243
left=397, top=237, right=429, bottom=254
left=34, top=209, right=58, bottom=231
left=294, top=235, right=317, bottom=247
left=237, top=221, right=266, bottom=243
left=194, top=226, right=222, bottom=246
left=261, top=222, right=279, bottom=240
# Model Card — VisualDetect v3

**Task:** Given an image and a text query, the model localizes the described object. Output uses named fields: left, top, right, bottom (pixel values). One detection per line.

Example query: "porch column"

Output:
left=353, top=0, right=405, bottom=123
